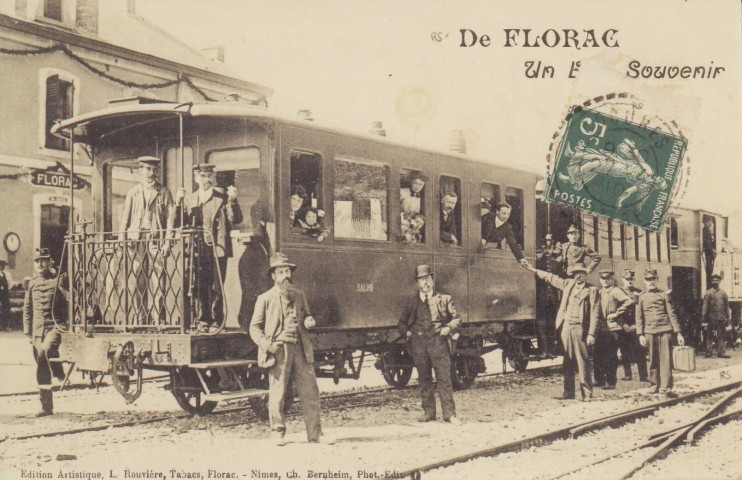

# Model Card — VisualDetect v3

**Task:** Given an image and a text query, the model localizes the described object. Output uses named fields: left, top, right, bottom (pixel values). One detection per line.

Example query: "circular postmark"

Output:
left=543, top=92, right=690, bottom=239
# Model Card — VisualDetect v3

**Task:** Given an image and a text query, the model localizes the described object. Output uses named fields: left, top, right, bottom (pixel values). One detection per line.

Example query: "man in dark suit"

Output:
left=0, top=260, right=11, bottom=331
left=249, top=253, right=326, bottom=445
left=593, top=270, right=633, bottom=389
left=619, top=269, right=649, bottom=382
left=399, top=264, right=462, bottom=425
left=525, top=263, right=600, bottom=400
left=481, top=202, right=529, bottom=266
left=176, top=164, right=242, bottom=333
left=702, top=217, right=716, bottom=289
left=439, top=191, right=459, bottom=245
left=552, top=224, right=602, bottom=277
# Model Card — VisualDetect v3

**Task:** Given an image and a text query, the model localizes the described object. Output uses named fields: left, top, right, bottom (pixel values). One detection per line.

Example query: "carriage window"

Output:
left=439, top=176, right=461, bottom=246
left=400, top=169, right=427, bottom=244
left=334, top=157, right=388, bottom=240
left=480, top=183, right=501, bottom=245
left=670, top=217, right=679, bottom=249
left=290, top=151, right=324, bottom=237
left=207, top=147, right=261, bottom=230
left=505, top=187, right=524, bottom=249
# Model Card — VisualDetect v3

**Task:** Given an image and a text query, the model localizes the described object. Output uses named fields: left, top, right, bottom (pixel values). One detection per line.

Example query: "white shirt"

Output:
left=198, top=187, right=213, bottom=205
left=419, top=292, right=432, bottom=303
left=495, top=217, right=505, bottom=229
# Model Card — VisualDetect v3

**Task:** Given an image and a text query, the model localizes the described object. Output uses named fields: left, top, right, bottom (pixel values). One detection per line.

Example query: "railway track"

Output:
left=398, top=380, right=742, bottom=479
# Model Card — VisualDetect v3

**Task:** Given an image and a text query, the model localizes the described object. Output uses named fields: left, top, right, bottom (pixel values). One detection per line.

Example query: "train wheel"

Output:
left=450, top=354, right=477, bottom=390
left=169, top=368, right=218, bottom=416
left=110, top=342, right=143, bottom=404
left=248, top=371, right=295, bottom=421
left=379, top=349, right=414, bottom=388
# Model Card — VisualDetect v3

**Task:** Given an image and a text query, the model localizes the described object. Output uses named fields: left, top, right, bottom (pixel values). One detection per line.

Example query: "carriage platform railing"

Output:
left=67, top=226, right=222, bottom=334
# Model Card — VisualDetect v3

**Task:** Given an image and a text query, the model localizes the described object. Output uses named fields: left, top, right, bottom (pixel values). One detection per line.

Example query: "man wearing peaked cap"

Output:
left=593, top=270, right=633, bottom=389
left=701, top=273, right=730, bottom=359
left=552, top=224, right=601, bottom=277
left=398, top=264, right=463, bottom=424
left=119, top=155, right=176, bottom=325
left=524, top=260, right=599, bottom=401
left=618, top=269, right=648, bottom=382
left=637, top=269, right=684, bottom=398
left=249, top=253, right=327, bottom=445
left=176, top=163, right=242, bottom=333
left=23, top=249, right=67, bottom=416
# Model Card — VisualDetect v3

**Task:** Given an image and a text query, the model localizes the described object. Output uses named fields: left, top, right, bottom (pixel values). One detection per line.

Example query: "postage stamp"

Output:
left=543, top=106, right=687, bottom=233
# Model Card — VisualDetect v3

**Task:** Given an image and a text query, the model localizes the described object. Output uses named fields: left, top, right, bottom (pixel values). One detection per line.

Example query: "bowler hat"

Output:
left=567, top=265, right=587, bottom=275
left=266, top=252, right=296, bottom=275
left=567, top=225, right=580, bottom=234
left=137, top=156, right=160, bottom=167
left=644, top=269, right=658, bottom=279
left=33, top=248, right=51, bottom=261
left=622, top=269, right=635, bottom=279
left=193, top=163, right=216, bottom=172
left=598, top=270, right=615, bottom=278
left=415, top=264, right=434, bottom=279
left=711, top=273, right=722, bottom=280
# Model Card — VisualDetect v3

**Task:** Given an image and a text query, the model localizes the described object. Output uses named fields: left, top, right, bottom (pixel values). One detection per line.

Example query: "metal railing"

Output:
left=67, top=227, right=223, bottom=334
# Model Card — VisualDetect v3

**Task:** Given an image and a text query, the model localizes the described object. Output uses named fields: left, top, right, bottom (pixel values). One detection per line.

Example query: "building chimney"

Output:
left=202, top=45, right=226, bottom=63
left=127, top=0, right=136, bottom=15
left=449, top=130, right=466, bottom=153
left=76, top=0, right=99, bottom=35
left=369, top=121, right=386, bottom=137
left=297, top=109, right=314, bottom=122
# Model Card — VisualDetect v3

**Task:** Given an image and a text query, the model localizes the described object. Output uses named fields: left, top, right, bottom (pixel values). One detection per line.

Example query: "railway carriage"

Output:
left=49, top=98, right=731, bottom=416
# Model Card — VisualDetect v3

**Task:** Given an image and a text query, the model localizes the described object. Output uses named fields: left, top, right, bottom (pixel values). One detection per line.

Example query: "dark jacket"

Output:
left=535, top=270, right=600, bottom=335
left=440, top=211, right=458, bottom=245
left=637, top=288, right=681, bottom=335
left=23, top=271, right=67, bottom=337
left=182, top=188, right=243, bottom=258
left=398, top=292, right=461, bottom=336
left=119, top=182, right=175, bottom=240
left=599, top=286, right=633, bottom=332
left=481, top=213, right=524, bottom=261
left=553, top=241, right=602, bottom=274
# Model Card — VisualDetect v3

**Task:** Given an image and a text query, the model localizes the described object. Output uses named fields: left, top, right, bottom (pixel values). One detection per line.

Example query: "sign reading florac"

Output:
left=31, top=162, right=90, bottom=190
left=544, top=108, right=686, bottom=233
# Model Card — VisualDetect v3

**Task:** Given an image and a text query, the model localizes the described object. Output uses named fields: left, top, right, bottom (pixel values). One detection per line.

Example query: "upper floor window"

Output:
left=44, top=0, right=62, bottom=21
left=334, top=156, right=388, bottom=241
left=45, top=75, right=74, bottom=150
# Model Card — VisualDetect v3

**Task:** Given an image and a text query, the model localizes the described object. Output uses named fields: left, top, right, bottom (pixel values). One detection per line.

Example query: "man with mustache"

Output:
left=440, top=191, right=459, bottom=245
left=249, top=253, right=327, bottom=445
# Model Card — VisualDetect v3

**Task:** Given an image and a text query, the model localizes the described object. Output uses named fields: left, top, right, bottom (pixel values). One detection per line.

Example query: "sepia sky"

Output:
left=136, top=0, right=742, bottom=239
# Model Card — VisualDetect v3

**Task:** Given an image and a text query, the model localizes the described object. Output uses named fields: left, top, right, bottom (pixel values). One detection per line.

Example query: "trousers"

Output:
left=32, top=327, right=62, bottom=390
left=268, top=342, right=322, bottom=441
left=559, top=323, right=593, bottom=398
left=646, top=332, right=673, bottom=392
left=196, top=247, right=228, bottom=326
left=408, top=334, right=456, bottom=419
left=705, top=321, right=727, bottom=356
left=618, top=329, right=648, bottom=380
left=594, top=330, right=620, bottom=386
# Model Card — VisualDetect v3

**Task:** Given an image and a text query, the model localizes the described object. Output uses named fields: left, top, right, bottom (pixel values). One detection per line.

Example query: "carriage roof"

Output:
left=52, top=102, right=542, bottom=176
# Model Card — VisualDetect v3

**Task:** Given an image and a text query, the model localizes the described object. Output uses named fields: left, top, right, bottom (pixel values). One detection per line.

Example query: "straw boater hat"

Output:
left=567, top=225, right=580, bottom=234
left=415, top=264, right=434, bottom=279
left=711, top=273, right=722, bottom=280
left=137, top=156, right=160, bottom=167
left=567, top=265, right=588, bottom=276
left=193, top=164, right=216, bottom=173
left=33, top=248, right=51, bottom=261
left=266, top=252, right=297, bottom=275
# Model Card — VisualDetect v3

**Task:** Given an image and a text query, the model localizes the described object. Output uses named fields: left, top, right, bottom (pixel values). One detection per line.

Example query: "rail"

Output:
left=67, top=226, right=225, bottom=334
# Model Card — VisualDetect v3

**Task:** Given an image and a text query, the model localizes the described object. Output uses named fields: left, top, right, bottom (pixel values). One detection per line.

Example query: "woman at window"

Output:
left=289, top=185, right=310, bottom=227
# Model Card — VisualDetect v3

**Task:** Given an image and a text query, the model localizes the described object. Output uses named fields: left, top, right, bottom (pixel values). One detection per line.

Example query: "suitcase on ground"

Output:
left=673, top=346, right=696, bottom=372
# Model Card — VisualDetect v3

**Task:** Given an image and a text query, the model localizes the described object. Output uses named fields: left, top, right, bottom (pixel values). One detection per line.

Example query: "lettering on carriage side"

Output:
left=357, top=283, right=374, bottom=293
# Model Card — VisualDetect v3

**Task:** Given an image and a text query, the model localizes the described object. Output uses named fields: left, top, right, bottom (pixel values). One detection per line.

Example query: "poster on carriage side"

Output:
left=1, top=1, right=742, bottom=480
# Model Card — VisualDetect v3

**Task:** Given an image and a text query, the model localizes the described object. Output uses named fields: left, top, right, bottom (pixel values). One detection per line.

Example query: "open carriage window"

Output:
left=290, top=151, right=325, bottom=239
left=400, top=169, right=426, bottom=244
left=334, top=156, right=389, bottom=241
left=439, top=176, right=461, bottom=246
left=207, top=147, right=261, bottom=230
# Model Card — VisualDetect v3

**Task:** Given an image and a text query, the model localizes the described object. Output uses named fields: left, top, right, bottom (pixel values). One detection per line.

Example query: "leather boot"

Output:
left=36, top=389, right=53, bottom=417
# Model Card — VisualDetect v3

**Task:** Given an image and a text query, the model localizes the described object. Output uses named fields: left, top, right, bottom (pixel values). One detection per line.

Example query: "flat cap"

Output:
left=193, top=163, right=216, bottom=172
left=137, top=156, right=160, bottom=167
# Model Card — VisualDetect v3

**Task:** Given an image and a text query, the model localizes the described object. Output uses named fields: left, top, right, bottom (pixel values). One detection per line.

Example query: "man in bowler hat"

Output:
left=249, top=253, right=327, bottom=445
left=398, top=265, right=462, bottom=424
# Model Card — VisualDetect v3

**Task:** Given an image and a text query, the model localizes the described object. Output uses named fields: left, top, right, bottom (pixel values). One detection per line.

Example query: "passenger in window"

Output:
left=403, top=213, right=425, bottom=244
left=400, top=172, right=426, bottom=219
left=440, top=192, right=459, bottom=245
left=481, top=202, right=528, bottom=266
left=289, top=185, right=310, bottom=227
left=298, top=208, right=330, bottom=242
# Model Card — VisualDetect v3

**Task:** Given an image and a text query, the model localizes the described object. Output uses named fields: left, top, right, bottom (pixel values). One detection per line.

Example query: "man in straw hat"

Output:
left=637, top=269, right=685, bottom=397
left=552, top=224, right=601, bottom=277
left=524, top=262, right=600, bottom=400
left=249, top=253, right=327, bottom=445
left=176, top=163, right=242, bottom=333
left=398, top=264, right=462, bottom=425
left=119, top=156, right=176, bottom=324
left=23, top=249, right=67, bottom=416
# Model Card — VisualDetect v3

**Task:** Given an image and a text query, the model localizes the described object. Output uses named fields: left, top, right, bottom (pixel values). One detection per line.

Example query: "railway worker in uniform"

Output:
left=249, top=253, right=326, bottom=445
left=593, top=270, right=633, bottom=389
left=524, top=263, right=600, bottom=400
left=701, top=274, right=730, bottom=359
left=177, top=164, right=242, bottom=333
left=440, top=191, right=459, bottom=245
left=399, top=264, right=462, bottom=424
left=23, top=249, right=66, bottom=417
left=0, top=260, right=12, bottom=331
left=618, top=269, right=648, bottom=382
left=552, top=225, right=602, bottom=277
left=481, top=202, right=530, bottom=267
left=637, top=269, right=685, bottom=397
left=119, top=156, right=176, bottom=323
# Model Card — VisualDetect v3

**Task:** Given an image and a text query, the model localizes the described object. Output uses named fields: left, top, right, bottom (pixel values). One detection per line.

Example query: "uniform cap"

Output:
left=567, top=225, right=580, bottom=234
left=33, top=248, right=51, bottom=260
left=644, top=269, right=659, bottom=279
left=137, top=156, right=160, bottom=167
left=711, top=273, right=722, bottom=280
left=193, top=164, right=216, bottom=172
left=415, top=264, right=434, bottom=279
left=622, top=269, right=635, bottom=279
left=598, top=270, right=615, bottom=278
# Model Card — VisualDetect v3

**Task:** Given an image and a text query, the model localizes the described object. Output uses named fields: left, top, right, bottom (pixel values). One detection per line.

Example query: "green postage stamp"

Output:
left=544, top=107, right=687, bottom=233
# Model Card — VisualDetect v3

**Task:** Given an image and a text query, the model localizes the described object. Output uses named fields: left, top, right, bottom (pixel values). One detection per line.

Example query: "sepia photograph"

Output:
left=1, top=1, right=741, bottom=479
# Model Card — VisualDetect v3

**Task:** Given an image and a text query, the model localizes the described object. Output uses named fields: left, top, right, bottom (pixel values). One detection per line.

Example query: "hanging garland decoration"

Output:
left=0, top=42, right=216, bottom=100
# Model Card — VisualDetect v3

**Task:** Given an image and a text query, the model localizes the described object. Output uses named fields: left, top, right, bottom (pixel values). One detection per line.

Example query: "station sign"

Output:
left=30, top=162, right=89, bottom=190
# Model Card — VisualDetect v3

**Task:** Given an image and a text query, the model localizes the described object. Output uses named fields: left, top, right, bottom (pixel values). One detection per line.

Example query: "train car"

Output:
left=50, top=99, right=548, bottom=415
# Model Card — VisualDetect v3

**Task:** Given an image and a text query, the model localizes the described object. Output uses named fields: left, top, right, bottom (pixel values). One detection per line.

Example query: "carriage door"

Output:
left=34, top=194, right=69, bottom=268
